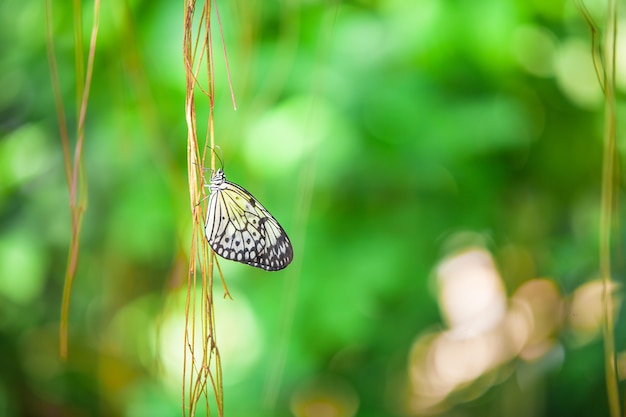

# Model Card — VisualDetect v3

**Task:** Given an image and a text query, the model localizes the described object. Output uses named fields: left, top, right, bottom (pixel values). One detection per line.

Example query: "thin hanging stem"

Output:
left=46, top=0, right=100, bottom=360
left=598, top=0, right=620, bottom=416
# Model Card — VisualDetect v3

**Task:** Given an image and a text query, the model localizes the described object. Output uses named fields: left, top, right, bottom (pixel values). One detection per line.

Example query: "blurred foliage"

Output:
left=0, top=0, right=625, bottom=416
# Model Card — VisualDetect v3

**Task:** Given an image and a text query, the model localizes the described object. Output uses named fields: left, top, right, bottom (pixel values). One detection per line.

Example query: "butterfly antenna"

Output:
left=208, top=146, right=225, bottom=173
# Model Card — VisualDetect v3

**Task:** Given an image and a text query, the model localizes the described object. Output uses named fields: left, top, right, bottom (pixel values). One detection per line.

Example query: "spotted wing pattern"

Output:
left=205, top=169, right=293, bottom=271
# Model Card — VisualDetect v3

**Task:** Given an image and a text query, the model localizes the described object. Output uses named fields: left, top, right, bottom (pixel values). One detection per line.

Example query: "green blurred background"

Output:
left=0, top=0, right=623, bottom=416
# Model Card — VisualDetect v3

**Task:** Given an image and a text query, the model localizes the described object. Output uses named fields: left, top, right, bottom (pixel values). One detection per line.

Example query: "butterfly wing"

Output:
left=205, top=178, right=293, bottom=271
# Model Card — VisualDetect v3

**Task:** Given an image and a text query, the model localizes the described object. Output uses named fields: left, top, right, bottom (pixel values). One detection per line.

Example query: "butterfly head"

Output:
left=210, top=168, right=225, bottom=181
left=206, top=168, right=226, bottom=193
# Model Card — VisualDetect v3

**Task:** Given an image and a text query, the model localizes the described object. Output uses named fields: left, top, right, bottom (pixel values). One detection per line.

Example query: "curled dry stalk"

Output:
left=577, top=1, right=620, bottom=416
left=45, top=0, right=101, bottom=360
left=183, top=0, right=235, bottom=415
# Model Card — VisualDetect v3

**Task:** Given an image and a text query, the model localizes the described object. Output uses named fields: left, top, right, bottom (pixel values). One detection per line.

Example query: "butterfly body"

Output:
left=205, top=169, right=293, bottom=271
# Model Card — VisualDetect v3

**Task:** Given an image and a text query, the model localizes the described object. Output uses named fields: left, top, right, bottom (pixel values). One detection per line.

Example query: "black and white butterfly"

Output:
left=204, top=169, right=293, bottom=271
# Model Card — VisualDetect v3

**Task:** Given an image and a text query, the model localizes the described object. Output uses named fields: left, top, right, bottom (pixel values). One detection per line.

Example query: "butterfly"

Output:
left=204, top=168, right=293, bottom=271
